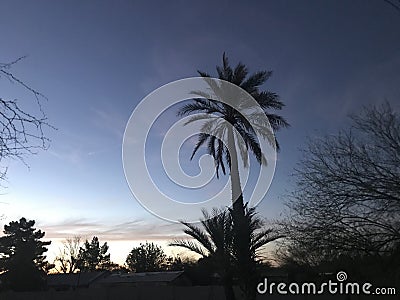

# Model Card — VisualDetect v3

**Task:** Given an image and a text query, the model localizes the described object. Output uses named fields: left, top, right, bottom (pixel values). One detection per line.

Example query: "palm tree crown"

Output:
left=170, top=207, right=282, bottom=262
left=178, top=52, right=289, bottom=178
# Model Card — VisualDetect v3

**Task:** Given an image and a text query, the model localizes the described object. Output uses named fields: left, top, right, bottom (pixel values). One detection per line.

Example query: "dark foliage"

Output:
left=0, top=217, right=52, bottom=291
left=171, top=207, right=282, bottom=300
left=279, top=102, right=400, bottom=287
left=76, top=236, right=113, bottom=272
left=125, top=242, right=167, bottom=272
left=178, top=52, right=288, bottom=179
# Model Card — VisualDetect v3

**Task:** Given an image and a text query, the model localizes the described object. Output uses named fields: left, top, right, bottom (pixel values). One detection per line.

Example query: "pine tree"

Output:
left=0, top=217, right=51, bottom=291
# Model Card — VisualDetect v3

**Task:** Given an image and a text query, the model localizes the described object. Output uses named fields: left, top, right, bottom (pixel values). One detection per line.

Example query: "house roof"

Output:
left=97, top=271, right=185, bottom=284
left=47, top=271, right=108, bottom=287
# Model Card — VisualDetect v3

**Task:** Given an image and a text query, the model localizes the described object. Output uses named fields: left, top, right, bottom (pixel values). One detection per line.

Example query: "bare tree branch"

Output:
left=0, top=57, right=53, bottom=182
left=280, top=102, right=400, bottom=265
left=53, top=236, right=82, bottom=273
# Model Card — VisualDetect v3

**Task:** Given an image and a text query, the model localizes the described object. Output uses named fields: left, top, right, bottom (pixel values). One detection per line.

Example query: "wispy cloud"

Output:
left=47, top=148, right=83, bottom=165
left=41, top=218, right=185, bottom=242
left=90, top=107, right=128, bottom=140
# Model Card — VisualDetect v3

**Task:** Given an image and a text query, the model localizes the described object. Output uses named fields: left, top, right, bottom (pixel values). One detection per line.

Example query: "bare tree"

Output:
left=0, top=56, right=51, bottom=181
left=54, top=236, right=82, bottom=273
left=281, top=102, right=400, bottom=265
left=384, top=0, right=400, bottom=13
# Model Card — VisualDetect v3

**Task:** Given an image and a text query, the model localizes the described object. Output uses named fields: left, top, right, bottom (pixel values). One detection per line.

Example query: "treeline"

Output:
left=0, top=214, right=275, bottom=293
left=54, top=235, right=194, bottom=274
left=0, top=219, right=198, bottom=291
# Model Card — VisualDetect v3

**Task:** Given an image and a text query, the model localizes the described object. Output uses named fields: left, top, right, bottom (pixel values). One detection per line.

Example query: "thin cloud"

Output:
left=90, top=107, right=128, bottom=140
left=41, top=218, right=186, bottom=242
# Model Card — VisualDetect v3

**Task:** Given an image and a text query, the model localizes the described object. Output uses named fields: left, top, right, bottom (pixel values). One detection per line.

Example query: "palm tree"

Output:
left=170, top=207, right=283, bottom=300
left=232, top=205, right=284, bottom=300
left=177, top=53, right=288, bottom=299
left=178, top=53, right=288, bottom=216
left=170, top=208, right=235, bottom=300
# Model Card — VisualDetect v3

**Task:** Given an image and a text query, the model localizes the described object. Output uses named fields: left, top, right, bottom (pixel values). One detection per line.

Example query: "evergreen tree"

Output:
left=0, top=217, right=51, bottom=291
left=76, top=236, right=111, bottom=272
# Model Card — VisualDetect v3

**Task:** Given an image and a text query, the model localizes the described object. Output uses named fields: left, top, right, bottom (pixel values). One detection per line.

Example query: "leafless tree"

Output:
left=384, top=0, right=400, bottom=13
left=0, top=56, right=51, bottom=181
left=54, top=236, right=82, bottom=273
left=280, top=102, right=400, bottom=265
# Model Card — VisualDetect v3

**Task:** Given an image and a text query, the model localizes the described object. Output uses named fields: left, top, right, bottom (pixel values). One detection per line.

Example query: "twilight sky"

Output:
left=1, top=0, right=399, bottom=264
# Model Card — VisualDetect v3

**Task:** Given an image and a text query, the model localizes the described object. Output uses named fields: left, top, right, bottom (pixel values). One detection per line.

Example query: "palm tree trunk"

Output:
left=223, top=276, right=236, bottom=300
left=226, top=125, right=244, bottom=215
left=227, top=126, right=255, bottom=300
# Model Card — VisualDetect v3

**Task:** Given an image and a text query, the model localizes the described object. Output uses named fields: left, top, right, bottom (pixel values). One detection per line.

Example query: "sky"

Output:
left=0, top=0, right=399, bottom=265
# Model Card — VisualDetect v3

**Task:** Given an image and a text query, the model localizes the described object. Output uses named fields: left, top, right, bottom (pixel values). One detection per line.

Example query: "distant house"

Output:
left=47, top=271, right=109, bottom=291
left=92, top=271, right=192, bottom=288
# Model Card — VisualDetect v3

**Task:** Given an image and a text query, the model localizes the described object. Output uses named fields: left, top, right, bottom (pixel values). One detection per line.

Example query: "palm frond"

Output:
left=178, top=102, right=211, bottom=116
left=250, top=232, right=285, bottom=254
left=266, top=113, right=290, bottom=130
left=191, top=96, right=221, bottom=111
left=181, top=221, right=215, bottom=254
left=223, top=142, right=232, bottom=170
left=169, top=239, right=208, bottom=257
left=197, top=70, right=210, bottom=77
left=215, top=139, right=226, bottom=177
left=211, top=124, right=228, bottom=177
left=241, top=70, right=272, bottom=93
left=201, top=208, right=233, bottom=256
left=236, top=129, right=249, bottom=168
left=184, top=114, right=218, bottom=126
left=232, top=62, right=248, bottom=85
left=248, top=113, right=278, bottom=151
left=255, top=91, right=284, bottom=110
left=235, top=123, right=265, bottom=165
left=207, top=134, right=217, bottom=160
left=190, top=133, right=209, bottom=160
left=202, top=219, right=225, bottom=252
left=190, top=90, right=214, bottom=100
left=200, top=118, right=219, bottom=135
left=216, top=52, right=233, bottom=81
left=198, top=75, right=223, bottom=99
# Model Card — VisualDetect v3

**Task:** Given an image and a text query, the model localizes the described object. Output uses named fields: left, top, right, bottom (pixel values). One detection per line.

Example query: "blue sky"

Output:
left=1, top=0, right=399, bottom=264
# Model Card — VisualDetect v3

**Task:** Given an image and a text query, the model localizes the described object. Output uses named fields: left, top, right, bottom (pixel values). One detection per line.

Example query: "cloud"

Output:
left=90, top=107, right=128, bottom=140
left=41, top=218, right=185, bottom=242
left=47, top=149, right=83, bottom=165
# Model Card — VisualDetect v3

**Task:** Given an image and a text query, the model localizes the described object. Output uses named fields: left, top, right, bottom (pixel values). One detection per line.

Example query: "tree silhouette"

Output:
left=384, top=0, right=400, bottom=13
left=54, top=236, right=82, bottom=273
left=165, top=255, right=196, bottom=271
left=179, top=53, right=288, bottom=213
left=0, top=57, right=52, bottom=183
left=76, top=236, right=112, bottom=272
left=171, top=208, right=235, bottom=300
left=0, top=217, right=52, bottom=291
left=171, top=207, right=282, bottom=300
left=177, top=53, right=288, bottom=300
left=126, top=242, right=167, bottom=272
left=281, top=102, right=400, bottom=265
